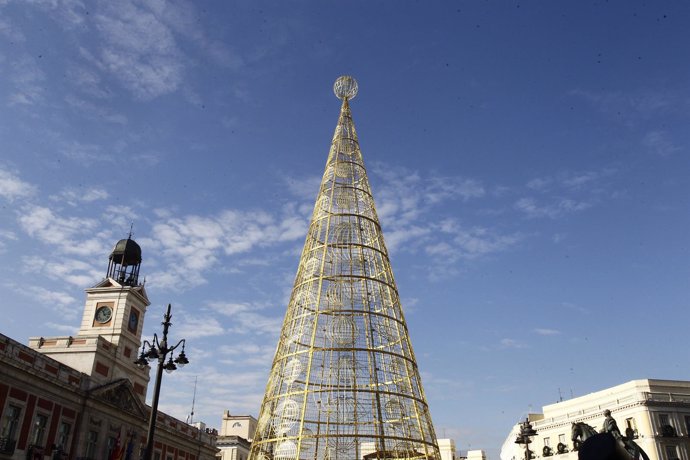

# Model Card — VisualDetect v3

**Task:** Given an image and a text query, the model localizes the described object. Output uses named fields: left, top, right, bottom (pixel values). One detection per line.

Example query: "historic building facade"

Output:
left=216, top=412, right=257, bottom=460
left=500, top=379, right=690, bottom=460
left=0, top=237, right=218, bottom=460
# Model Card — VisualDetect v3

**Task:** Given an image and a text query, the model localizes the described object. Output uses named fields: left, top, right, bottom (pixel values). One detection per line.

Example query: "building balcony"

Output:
left=0, top=437, right=17, bottom=454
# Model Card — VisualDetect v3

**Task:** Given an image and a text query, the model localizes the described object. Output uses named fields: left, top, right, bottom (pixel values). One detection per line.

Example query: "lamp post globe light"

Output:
left=515, top=419, right=538, bottom=460
left=134, top=303, right=189, bottom=460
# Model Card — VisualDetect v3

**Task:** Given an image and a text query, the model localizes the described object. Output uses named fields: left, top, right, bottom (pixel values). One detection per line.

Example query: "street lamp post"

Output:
left=515, top=419, right=538, bottom=460
left=134, top=304, right=189, bottom=460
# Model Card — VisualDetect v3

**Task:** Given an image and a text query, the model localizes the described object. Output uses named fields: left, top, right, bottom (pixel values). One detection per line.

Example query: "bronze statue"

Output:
left=601, top=409, right=623, bottom=440
left=599, top=410, right=650, bottom=460
left=571, top=422, right=598, bottom=451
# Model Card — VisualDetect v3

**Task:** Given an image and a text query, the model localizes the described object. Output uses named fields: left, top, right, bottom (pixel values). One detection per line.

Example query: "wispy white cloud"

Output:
left=22, top=255, right=101, bottom=287
left=570, top=88, right=673, bottom=125
left=173, top=365, right=267, bottom=419
left=218, top=342, right=273, bottom=357
left=373, top=165, right=485, bottom=227
left=0, top=16, right=25, bottom=42
left=220, top=116, right=239, bottom=129
left=52, top=187, right=109, bottom=206
left=207, top=301, right=282, bottom=336
left=643, top=130, right=680, bottom=157
left=22, top=285, right=79, bottom=319
left=143, top=0, right=245, bottom=70
left=515, top=197, right=591, bottom=219
left=59, top=140, right=115, bottom=163
left=147, top=206, right=308, bottom=289
left=560, top=302, right=589, bottom=315
left=51, top=0, right=245, bottom=102
left=426, top=176, right=485, bottom=203
left=338, top=165, right=523, bottom=280
left=436, top=219, right=523, bottom=260
left=0, top=167, right=37, bottom=201
left=519, top=169, right=617, bottom=220
left=499, top=338, right=528, bottom=349
left=131, top=152, right=162, bottom=166
left=204, top=40, right=245, bottom=70
left=561, top=171, right=605, bottom=190
left=285, top=175, right=321, bottom=201
left=552, top=233, right=566, bottom=244
left=0, top=230, right=18, bottom=240
left=534, top=328, right=561, bottom=336
left=8, top=55, right=45, bottom=105
left=18, top=205, right=106, bottom=257
left=64, top=94, right=128, bottom=124
left=384, top=225, right=432, bottom=253
left=175, top=315, right=225, bottom=339
left=101, top=205, right=140, bottom=231
left=93, top=1, right=185, bottom=100
left=43, top=322, right=80, bottom=334
left=66, top=66, right=112, bottom=99
left=18, top=0, right=86, bottom=28
left=218, top=342, right=275, bottom=366
left=527, top=169, right=615, bottom=193
left=526, top=177, right=552, bottom=191
left=0, top=229, right=18, bottom=252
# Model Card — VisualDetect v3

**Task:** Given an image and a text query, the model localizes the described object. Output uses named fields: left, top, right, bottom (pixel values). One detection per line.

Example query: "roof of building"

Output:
left=109, top=237, right=142, bottom=266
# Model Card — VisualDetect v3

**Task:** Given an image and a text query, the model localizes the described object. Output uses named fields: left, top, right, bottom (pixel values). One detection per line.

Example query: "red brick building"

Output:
left=0, top=237, right=217, bottom=460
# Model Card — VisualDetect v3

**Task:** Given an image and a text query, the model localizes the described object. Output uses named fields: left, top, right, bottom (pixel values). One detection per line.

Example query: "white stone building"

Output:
left=438, top=438, right=458, bottom=460
left=500, top=379, right=690, bottom=460
left=466, top=449, right=487, bottom=460
left=216, top=411, right=256, bottom=460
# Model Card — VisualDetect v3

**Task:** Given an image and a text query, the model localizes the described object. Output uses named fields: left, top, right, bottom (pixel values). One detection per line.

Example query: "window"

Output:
left=1, top=405, right=21, bottom=441
left=558, top=434, right=566, bottom=444
left=659, top=414, right=677, bottom=437
left=107, top=436, right=117, bottom=459
left=684, top=415, right=690, bottom=436
left=30, top=414, right=48, bottom=446
left=232, top=422, right=242, bottom=428
left=541, top=438, right=552, bottom=458
left=57, top=421, right=71, bottom=449
left=85, top=431, right=98, bottom=458
left=664, top=445, right=679, bottom=460
left=625, top=417, right=638, bottom=439
left=0, top=405, right=21, bottom=454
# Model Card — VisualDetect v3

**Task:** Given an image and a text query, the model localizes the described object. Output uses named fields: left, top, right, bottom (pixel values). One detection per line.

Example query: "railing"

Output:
left=26, top=444, right=45, bottom=460
left=645, top=392, right=690, bottom=403
left=0, top=437, right=16, bottom=454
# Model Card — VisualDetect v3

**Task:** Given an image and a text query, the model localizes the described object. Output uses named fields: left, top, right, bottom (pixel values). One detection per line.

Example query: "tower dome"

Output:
left=106, top=236, right=142, bottom=286
left=109, top=238, right=142, bottom=266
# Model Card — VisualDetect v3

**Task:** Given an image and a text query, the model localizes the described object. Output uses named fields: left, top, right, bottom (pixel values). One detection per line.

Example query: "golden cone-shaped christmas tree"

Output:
left=249, top=76, right=441, bottom=460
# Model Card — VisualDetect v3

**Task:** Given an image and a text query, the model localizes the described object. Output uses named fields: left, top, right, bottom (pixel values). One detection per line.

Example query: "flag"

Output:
left=124, top=436, right=134, bottom=460
left=109, top=432, right=125, bottom=460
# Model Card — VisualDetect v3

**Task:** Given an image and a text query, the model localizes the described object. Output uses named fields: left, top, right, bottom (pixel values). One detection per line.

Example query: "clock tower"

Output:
left=29, top=236, right=152, bottom=401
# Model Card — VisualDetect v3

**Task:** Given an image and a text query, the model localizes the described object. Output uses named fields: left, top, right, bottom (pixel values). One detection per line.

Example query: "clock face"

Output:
left=95, top=306, right=113, bottom=323
left=128, top=310, right=139, bottom=332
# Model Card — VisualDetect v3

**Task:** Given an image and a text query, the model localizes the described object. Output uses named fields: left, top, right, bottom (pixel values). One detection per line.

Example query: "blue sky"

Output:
left=1, top=0, right=689, bottom=457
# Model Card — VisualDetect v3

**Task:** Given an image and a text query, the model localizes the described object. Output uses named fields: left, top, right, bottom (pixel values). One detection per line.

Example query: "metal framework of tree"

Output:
left=248, top=76, right=441, bottom=460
